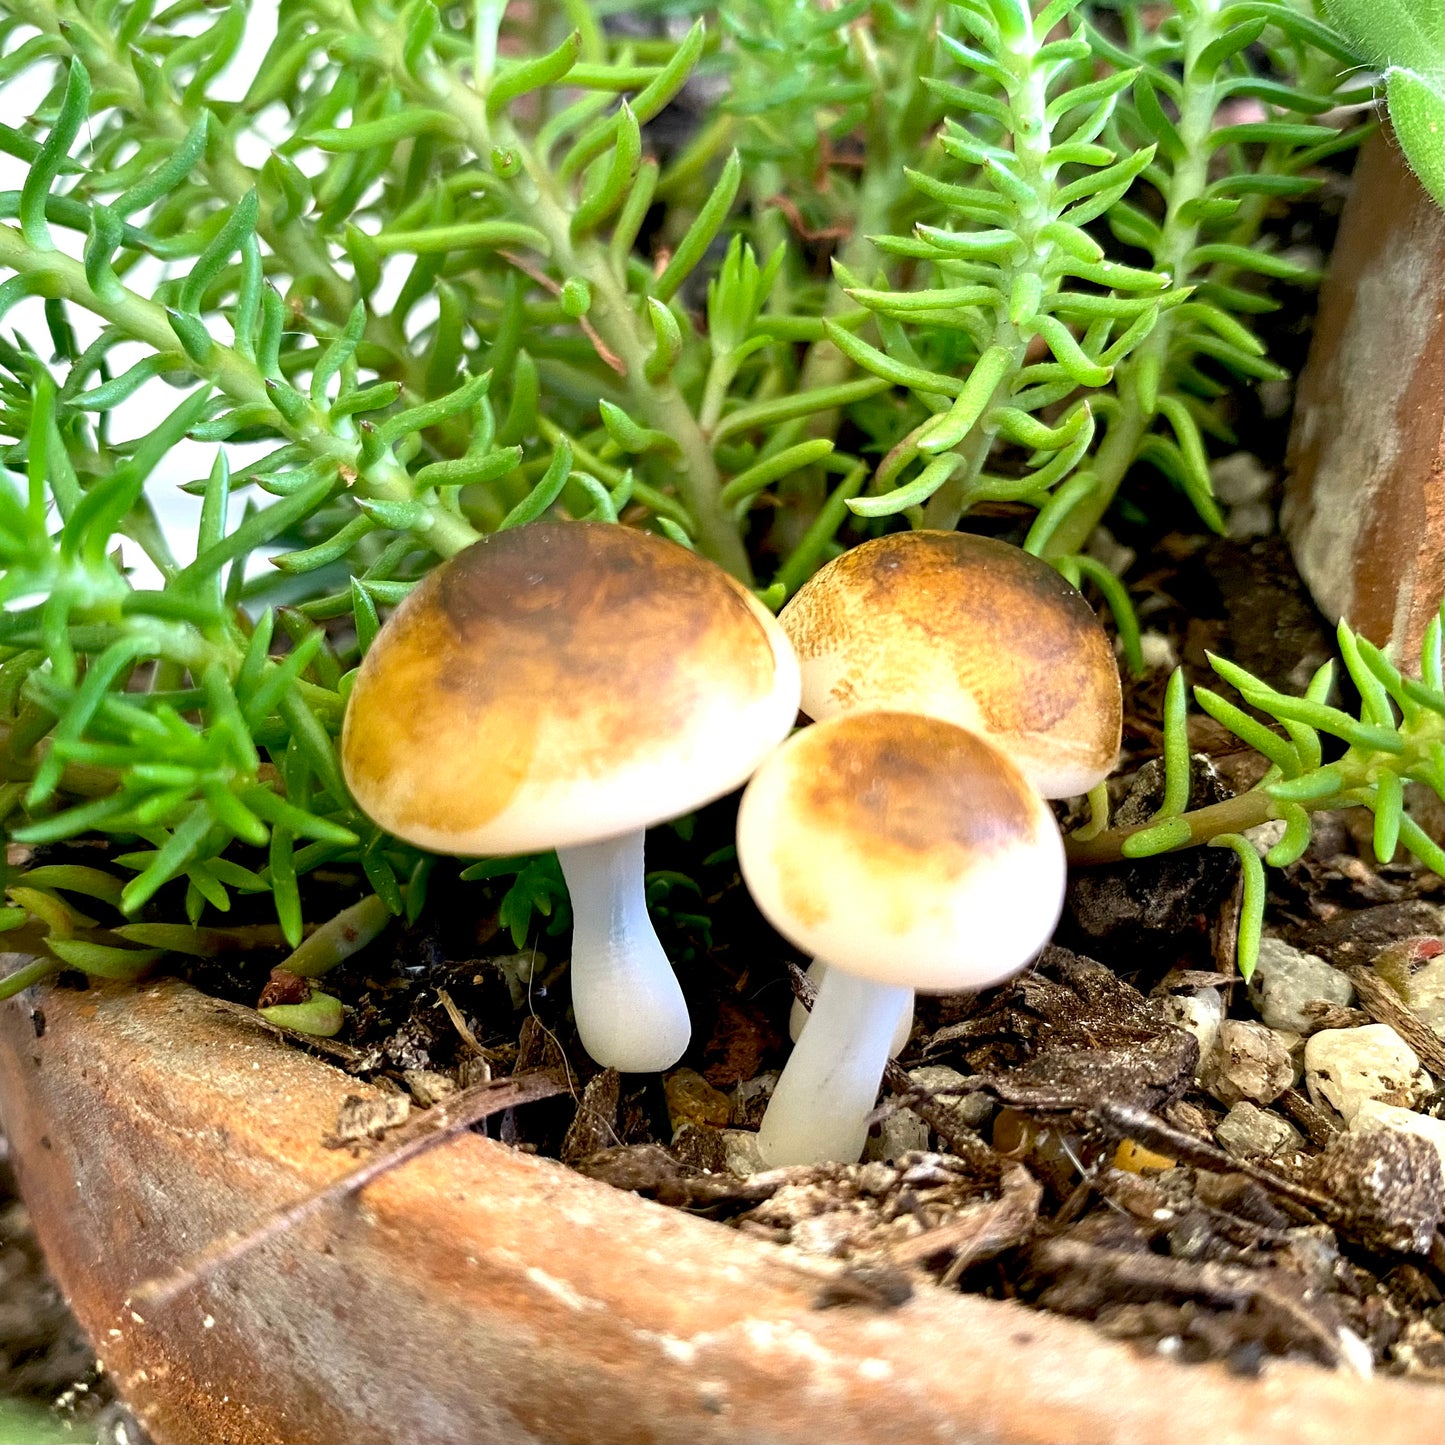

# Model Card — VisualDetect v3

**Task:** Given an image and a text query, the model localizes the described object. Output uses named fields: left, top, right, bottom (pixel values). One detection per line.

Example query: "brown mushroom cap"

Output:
left=736, top=712, right=1066, bottom=992
left=341, top=523, right=800, bottom=855
left=779, top=531, right=1122, bottom=797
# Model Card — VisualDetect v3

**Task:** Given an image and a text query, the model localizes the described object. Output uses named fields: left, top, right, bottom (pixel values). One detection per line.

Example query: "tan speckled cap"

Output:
left=779, top=531, right=1122, bottom=797
left=341, top=522, right=801, bottom=854
left=736, top=712, right=1066, bottom=992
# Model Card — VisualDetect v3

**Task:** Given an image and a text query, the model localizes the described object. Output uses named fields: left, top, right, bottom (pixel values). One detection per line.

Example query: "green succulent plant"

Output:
left=0, top=0, right=1434, bottom=1003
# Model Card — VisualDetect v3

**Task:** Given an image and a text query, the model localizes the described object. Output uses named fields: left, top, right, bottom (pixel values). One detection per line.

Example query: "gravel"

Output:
left=1215, top=1101, right=1305, bottom=1159
left=1304, top=1024, right=1434, bottom=1123
left=1199, top=1020, right=1294, bottom=1107
left=1248, top=937, right=1354, bottom=1035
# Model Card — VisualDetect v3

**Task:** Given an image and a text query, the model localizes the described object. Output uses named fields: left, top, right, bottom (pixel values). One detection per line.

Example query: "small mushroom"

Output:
left=779, top=530, right=1122, bottom=798
left=342, top=522, right=800, bottom=1073
left=737, top=711, right=1065, bottom=1165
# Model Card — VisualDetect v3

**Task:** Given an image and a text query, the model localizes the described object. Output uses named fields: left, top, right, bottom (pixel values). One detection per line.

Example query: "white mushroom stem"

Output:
left=556, top=831, right=691, bottom=1073
left=789, top=959, right=913, bottom=1057
left=758, top=964, right=913, bottom=1167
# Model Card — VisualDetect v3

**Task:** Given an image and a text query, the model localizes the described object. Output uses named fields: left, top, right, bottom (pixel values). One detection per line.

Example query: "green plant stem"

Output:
left=0, top=953, right=61, bottom=999
left=1066, top=786, right=1274, bottom=864
left=791, top=2, right=933, bottom=408
left=1068, top=700, right=1441, bottom=865
left=334, top=4, right=753, bottom=580
left=0, top=224, right=480, bottom=562
left=1043, top=0, right=1222, bottom=559
left=923, top=23, right=1058, bottom=530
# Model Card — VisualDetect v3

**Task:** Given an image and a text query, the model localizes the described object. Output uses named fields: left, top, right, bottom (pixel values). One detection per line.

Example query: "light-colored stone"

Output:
left=719, top=1128, right=764, bottom=1176
left=1225, top=501, right=1274, bottom=540
left=1351, top=1099, right=1445, bottom=1174
left=1199, top=1020, right=1294, bottom=1107
left=1404, top=957, right=1445, bottom=1043
left=864, top=1107, right=931, bottom=1163
left=1305, top=1024, right=1433, bottom=1123
left=1243, top=820, right=1288, bottom=858
left=1248, top=937, right=1354, bottom=1035
left=907, top=1065, right=994, bottom=1130
left=1137, top=631, right=1178, bottom=671
left=731, top=1070, right=778, bottom=1128
left=1212, top=452, right=1273, bottom=506
left=1215, top=1101, right=1304, bottom=1160
left=1156, top=986, right=1225, bottom=1072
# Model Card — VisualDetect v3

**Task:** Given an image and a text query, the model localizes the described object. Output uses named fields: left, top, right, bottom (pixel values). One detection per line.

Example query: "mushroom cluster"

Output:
left=341, top=521, right=1120, bottom=1170
left=341, top=522, right=799, bottom=1073
left=739, top=531, right=1122, bottom=1165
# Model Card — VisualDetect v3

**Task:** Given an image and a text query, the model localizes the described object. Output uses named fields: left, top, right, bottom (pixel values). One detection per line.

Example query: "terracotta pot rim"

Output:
left=0, top=970, right=1439, bottom=1445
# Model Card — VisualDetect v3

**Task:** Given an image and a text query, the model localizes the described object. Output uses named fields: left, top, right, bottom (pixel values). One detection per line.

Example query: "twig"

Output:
left=496, top=249, right=626, bottom=375
left=1276, top=1086, right=1341, bottom=1148
left=1346, top=966, right=1445, bottom=1078
left=130, top=1068, right=568, bottom=1311
left=435, top=986, right=487, bottom=1059
left=890, top=1165, right=1042, bottom=1285
left=1033, top=1237, right=1344, bottom=1367
left=1091, top=1100, right=1336, bottom=1220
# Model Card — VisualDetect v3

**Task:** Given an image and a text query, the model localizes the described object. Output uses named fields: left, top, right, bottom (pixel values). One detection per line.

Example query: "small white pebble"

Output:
left=1243, top=819, right=1287, bottom=857
left=1138, top=630, right=1178, bottom=671
left=130, top=1311, right=145, bottom=1324
left=202, top=1315, right=215, bottom=1329
left=1225, top=501, right=1274, bottom=539
left=1211, top=451, right=1273, bottom=505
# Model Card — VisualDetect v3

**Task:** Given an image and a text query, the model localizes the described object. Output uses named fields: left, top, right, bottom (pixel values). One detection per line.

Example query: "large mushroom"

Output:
left=738, top=711, right=1066, bottom=1165
left=341, top=522, right=800, bottom=1073
left=779, top=530, right=1122, bottom=798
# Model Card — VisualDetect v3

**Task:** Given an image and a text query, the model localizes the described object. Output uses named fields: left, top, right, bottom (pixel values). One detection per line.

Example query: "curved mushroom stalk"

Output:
left=759, top=965, right=912, bottom=1167
left=790, top=959, right=913, bottom=1058
left=557, top=831, right=690, bottom=1073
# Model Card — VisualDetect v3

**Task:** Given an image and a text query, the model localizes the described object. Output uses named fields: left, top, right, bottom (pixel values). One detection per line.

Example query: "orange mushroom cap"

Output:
left=779, top=531, right=1122, bottom=798
left=342, top=522, right=801, bottom=854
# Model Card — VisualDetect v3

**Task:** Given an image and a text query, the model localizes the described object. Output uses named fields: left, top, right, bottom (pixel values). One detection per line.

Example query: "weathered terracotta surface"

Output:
left=1, top=974, right=1440, bottom=1445
left=1283, top=127, right=1445, bottom=666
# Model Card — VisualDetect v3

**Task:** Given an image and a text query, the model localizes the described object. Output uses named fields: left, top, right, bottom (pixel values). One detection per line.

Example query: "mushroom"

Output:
left=737, top=711, right=1065, bottom=1165
left=779, top=530, right=1122, bottom=798
left=789, top=961, right=910, bottom=1057
left=341, top=522, right=800, bottom=1073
